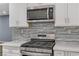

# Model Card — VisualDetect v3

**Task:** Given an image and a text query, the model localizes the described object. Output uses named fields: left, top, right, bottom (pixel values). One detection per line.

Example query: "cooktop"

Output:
left=21, top=39, right=55, bottom=49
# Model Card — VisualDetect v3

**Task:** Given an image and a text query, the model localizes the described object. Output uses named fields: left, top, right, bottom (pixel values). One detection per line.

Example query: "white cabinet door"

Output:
left=68, top=3, right=79, bottom=26
left=9, top=3, right=28, bottom=27
left=27, top=3, right=54, bottom=7
left=70, top=52, right=79, bottom=56
left=0, top=3, right=9, bottom=16
left=3, top=46, right=21, bottom=56
left=64, top=51, right=71, bottom=56
left=55, top=3, right=68, bottom=26
left=27, top=3, right=55, bottom=9
left=54, top=50, right=64, bottom=56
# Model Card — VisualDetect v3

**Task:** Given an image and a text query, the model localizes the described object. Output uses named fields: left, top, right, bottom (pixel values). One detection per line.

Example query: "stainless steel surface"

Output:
left=20, top=38, right=55, bottom=56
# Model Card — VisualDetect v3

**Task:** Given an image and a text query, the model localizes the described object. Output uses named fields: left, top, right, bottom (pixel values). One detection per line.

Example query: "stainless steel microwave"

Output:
left=27, top=5, right=54, bottom=20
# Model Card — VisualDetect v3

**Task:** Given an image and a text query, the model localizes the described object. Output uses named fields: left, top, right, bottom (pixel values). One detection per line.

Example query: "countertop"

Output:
left=54, top=40, right=79, bottom=52
left=0, top=40, right=30, bottom=47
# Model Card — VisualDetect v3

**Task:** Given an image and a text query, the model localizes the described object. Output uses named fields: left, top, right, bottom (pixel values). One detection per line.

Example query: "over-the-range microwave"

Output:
left=27, top=5, right=54, bottom=21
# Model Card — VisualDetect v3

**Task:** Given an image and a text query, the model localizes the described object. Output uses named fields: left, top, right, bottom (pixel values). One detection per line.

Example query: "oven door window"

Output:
left=27, top=8, right=48, bottom=20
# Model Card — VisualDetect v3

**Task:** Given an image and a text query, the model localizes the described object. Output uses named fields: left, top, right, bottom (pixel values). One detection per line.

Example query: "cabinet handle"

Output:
left=67, top=18, right=69, bottom=24
left=65, top=18, right=69, bottom=24
left=65, top=18, right=67, bottom=24
left=16, top=20, right=19, bottom=25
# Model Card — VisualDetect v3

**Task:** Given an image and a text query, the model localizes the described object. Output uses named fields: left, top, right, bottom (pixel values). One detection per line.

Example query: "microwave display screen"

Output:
left=27, top=8, right=47, bottom=20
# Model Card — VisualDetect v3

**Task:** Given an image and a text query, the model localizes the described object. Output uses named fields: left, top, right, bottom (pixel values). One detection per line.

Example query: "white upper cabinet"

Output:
left=0, top=3, right=9, bottom=16
left=55, top=3, right=79, bottom=26
left=68, top=3, right=79, bottom=26
left=55, top=3, right=68, bottom=26
left=9, top=3, right=28, bottom=27
left=27, top=3, right=55, bottom=9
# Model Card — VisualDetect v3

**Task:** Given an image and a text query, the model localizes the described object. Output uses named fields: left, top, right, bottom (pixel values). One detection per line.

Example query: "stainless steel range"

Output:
left=20, top=38, right=55, bottom=56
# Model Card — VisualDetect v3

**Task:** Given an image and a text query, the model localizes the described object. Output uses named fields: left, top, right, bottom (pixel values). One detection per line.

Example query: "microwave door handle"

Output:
left=47, top=8, right=49, bottom=19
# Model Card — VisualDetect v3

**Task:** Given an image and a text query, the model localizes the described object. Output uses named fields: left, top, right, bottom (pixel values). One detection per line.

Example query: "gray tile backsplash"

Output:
left=55, top=27, right=79, bottom=40
left=11, top=22, right=55, bottom=41
left=11, top=21, right=79, bottom=41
